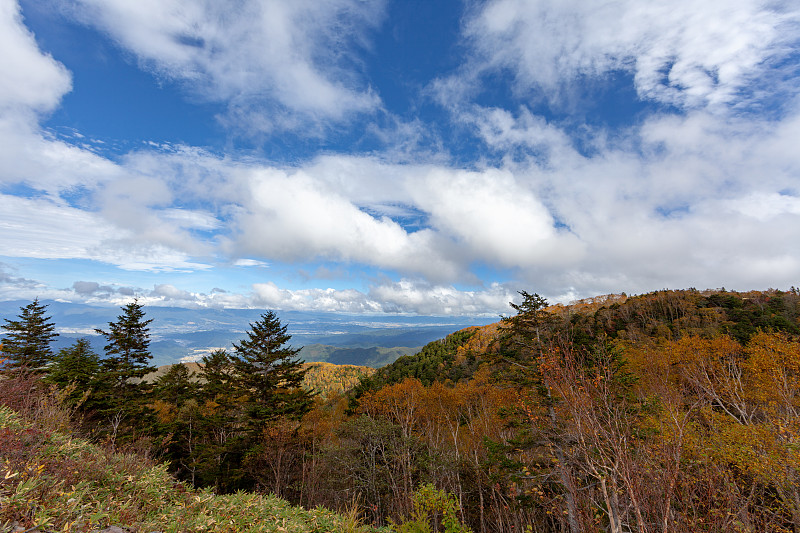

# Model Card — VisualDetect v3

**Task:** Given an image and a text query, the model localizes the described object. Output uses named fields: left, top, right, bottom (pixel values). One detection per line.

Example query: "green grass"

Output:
left=0, top=405, right=380, bottom=533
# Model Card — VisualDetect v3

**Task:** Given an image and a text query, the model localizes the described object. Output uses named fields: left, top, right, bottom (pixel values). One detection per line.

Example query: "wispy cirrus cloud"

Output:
left=0, top=193, right=212, bottom=272
left=60, top=0, right=386, bottom=133
left=441, top=0, right=800, bottom=112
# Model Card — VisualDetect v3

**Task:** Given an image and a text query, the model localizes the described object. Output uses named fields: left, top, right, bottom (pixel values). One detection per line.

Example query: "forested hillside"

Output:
left=2, top=288, right=800, bottom=532
left=144, top=361, right=375, bottom=398
left=0, top=390, right=376, bottom=533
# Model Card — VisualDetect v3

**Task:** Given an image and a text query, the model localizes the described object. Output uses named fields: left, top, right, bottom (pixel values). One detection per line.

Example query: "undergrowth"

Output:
left=0, top=402, right=379, bottom=533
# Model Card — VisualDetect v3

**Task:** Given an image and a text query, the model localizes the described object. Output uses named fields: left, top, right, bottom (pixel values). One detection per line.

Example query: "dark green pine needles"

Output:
left=1, top=298, right=58, bottom=372
left=230, top=311, right=314, bottom=434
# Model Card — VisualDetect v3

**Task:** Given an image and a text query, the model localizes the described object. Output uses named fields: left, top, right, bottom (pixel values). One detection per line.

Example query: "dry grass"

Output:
left=0, top=375, right=386, bottom=533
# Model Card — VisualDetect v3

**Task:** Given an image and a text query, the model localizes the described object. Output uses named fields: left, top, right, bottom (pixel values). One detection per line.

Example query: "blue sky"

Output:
left=1, top=0, right=799, bottom=316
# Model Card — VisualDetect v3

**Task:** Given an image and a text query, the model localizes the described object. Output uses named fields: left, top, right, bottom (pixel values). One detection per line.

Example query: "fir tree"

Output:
left=194, top=349, right=241, bottom=490
left=152, top=363, right=198, bottom=406
left=230, top=311, right=314, bottom=434
left=95, top=300, right=155, bottom=387
left=199, top=348, right=234, bottom=403
left=1, top=298, right=58, bottom=372
left=46, top=338, right=100, bottom=406
left=94, top=300, right=156, bottom=427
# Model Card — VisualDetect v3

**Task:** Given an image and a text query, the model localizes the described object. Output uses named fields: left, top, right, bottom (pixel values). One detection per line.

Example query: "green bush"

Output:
left=389, top=484, right=471, bottom=533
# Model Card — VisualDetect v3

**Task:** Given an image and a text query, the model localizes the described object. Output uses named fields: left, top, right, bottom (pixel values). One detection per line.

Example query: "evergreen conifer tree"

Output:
left=95, top=300, right=155, bottom=387
left=199, top=349, right=234, bottom=399
left=1, top=298, right=58, bottom=372
left=46, top=338, right=100, bottom=406
left=152, top=363, right=197, bottom=406
left=230, top=311, right=313, bottom=434
left=195, top=349, right=240, bottom=490
left=94, top=300, right=156, bottom=425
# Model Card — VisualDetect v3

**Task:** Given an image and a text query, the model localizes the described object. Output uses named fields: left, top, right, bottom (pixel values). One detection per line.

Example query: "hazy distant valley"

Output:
left=0, top=300, right=496, bottom=367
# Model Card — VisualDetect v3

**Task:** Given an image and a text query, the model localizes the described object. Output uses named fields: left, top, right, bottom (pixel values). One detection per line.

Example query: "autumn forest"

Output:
left=2, top=287, right=800, bottom=532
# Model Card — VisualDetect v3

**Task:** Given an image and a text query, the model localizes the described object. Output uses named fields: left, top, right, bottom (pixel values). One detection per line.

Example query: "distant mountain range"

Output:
left=0, top=300, right=498, bottom=367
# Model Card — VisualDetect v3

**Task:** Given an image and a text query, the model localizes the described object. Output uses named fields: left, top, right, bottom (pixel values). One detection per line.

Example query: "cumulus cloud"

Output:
left=248, top=279, right=517, bottom=315
left=210, top=157, right=587, bottom=283
left=0, top=0, right=71, bottom=116
left=0, top=2, right=219, bottom=273
left=450, top=0, right=800, bottom=110
left=0, top=0, right=118, bottom=196
left=225, top=166, right=462, bottom=281
left=152, top=283, right=195, bottom=301
left=18, top=278, right=515, bottom=315
left=71, top=281, right=136, bottom=300
left=368, top=280, right=517, bottom=316
left=62, top=0, right=385, bottom=132
left=252, top=282, right=381, bottom=314
left=511, top=107, right=800, bottom=297
left=408, top=166, right=584, bottom=268
left=4, top=105, right=800, bottom=304
left=95, top=174, right=221, bottom=259
left=73, top=281, right=104, bottom=295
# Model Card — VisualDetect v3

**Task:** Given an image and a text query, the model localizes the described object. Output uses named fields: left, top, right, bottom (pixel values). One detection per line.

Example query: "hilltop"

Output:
left=355, top=287, right=800, bottom=394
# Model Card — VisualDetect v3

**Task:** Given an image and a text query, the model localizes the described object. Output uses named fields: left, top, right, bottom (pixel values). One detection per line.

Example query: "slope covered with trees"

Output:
left=0, top=398, right=377, bottom=533
left=2, top=287, right=799, bottom=532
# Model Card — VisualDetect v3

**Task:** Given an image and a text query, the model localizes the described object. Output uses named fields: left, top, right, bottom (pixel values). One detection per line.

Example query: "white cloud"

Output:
left=214, top=159, right=587, bottom=281
left=226, top=166, right=462, bottom=280
left=514, top=107, right=800, bottom=297
left=249, top=279, right=515, bottom=315
left=160, top=208, right=220, bottom=231
left=63, top=0, right=385, bottom=132
left=1, top=275, right=514, bottom=315
left=457, top=0, right=800, bottom=110
left=466, top=106, right=573, bottom=155
left=368, top=280, right=516, bottom=316
left=724, top=192, right=800, bottom=221
left=408, top=166, right=585, bottom=268
left=152, top=283, right=194, bottom=301
left=4, top=103, right=800, bottom=304
left=0, top=2, right=213, bottom=275
left=0, top=193, right=117, bottom=259
left=2, top=0, right=800, bottom=312
left=0, top=193, right=211, bottom=272
left=0, top=116, right=123, bottom=194
left=0, top=0, right=71, bottom=115
left=232, top=258, right=269, bottom=268
left=252, top=282, right=382, bottom=314
left=0, top=1, right=119, bottom=199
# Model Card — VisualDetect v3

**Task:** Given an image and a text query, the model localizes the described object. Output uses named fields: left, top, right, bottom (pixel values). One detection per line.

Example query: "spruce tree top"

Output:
left=1, top=298, right=58, bottom=372
left=233, top=311, right=298, bottom=365
left=95, top=300, right=155, bottom=382
left=230, top=310, right=313, bottom=426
